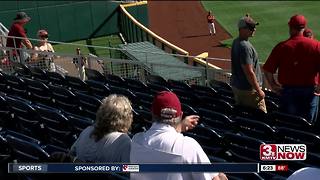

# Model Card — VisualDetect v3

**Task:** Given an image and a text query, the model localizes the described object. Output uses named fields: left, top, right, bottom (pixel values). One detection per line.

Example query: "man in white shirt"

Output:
left=130, top=91, right=227, bottom=180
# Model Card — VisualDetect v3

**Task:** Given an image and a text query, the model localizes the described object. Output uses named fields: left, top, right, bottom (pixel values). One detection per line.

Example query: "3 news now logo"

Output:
left=122, top=164, right=139, bottom=172
left=260, top=144, right=307, bottom=161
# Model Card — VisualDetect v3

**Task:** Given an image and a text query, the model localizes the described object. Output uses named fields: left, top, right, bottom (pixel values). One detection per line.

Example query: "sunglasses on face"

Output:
left=39, top=35, right=48, bottom=38
left=246, top=24, right=256, bottom=31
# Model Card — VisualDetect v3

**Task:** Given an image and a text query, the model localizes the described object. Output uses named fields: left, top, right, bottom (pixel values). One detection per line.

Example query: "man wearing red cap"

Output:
left=130, top=91, right=227, bottom=180
left=6, top=12, right=33, bottom=62
left=263, top=14, right=320, bottom=124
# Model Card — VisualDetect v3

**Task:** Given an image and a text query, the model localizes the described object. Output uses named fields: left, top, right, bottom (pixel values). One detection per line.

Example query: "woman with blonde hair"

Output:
left=70, top=94, right=133, bottom=163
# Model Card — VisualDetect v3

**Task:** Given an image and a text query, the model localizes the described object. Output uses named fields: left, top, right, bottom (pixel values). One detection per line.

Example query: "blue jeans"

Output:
left=280, top=86, right=319, bottom=124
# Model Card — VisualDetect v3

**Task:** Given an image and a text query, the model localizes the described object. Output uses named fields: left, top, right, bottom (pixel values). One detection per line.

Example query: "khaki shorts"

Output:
left=232, top=87, right=267, bottom=113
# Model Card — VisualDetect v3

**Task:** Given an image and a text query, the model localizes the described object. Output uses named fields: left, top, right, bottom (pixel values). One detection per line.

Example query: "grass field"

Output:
left=202, top=1, right=320, bottom=62
left=53, top=35, right=123, bottom=58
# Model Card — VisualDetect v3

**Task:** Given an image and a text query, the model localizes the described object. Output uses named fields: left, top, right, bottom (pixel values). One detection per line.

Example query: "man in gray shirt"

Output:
left=231, top=14, right=266, bottom=113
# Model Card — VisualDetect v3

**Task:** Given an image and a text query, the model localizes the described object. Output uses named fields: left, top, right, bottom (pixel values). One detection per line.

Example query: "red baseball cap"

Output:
left=288, top=14, right=307, bottom=28
left=152, top=91, right=182, bottom=118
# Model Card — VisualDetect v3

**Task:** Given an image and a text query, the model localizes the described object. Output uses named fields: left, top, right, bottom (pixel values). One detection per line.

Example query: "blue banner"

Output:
left=8, top=163, right=259, bottom=173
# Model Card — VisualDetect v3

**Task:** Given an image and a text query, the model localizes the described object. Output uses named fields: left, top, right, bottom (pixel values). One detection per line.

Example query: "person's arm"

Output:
left=176, top=115, right=199, bottom=133
left=241, top=64, right=265, bottom=99
left=264, top=71, right=282, bottom=94
left=213, top=173, right=228, bottom=180
left=22, top=38, right=32, bottom=49
left=48, top=43, right=55, bottom=53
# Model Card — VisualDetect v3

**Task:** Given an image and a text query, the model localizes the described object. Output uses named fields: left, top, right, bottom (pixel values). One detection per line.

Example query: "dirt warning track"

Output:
left=148, top=0, right=232, bottom=69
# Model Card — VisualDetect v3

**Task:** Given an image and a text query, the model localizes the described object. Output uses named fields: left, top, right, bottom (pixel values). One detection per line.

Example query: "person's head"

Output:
left=14, top=12, right=31, bottom=25
left=151, top=91, right=183, bottom=127
left=303, top=28, right=314, bottom=39
left=238, top=14, right=259, bottom=39
left=288, top=14, right=306, bottom=36
left=91, top=94, right=133, bottom=142
left=37, top=29, right=49, bottom=43
left=208, top=11, right=212, bottom=15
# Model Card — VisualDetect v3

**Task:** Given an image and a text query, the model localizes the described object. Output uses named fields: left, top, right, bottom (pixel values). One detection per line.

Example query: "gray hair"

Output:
left=152, top=108, right=182, bottom=126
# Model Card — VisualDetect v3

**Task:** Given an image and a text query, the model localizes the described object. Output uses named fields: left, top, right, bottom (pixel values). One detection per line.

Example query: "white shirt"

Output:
left=70, top=126, right=131, bottom=163
left=130, top=123, right=218, bottom=180
left=287, top=167, right=320, bottom=180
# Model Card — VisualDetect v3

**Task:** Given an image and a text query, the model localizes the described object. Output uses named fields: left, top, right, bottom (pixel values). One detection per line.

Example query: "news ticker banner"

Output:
left=8, top=163, right=289, bottom=173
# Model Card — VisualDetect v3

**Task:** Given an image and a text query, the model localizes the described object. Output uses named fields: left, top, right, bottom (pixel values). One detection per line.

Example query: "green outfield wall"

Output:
left=0, top=1, right=120, bottom=42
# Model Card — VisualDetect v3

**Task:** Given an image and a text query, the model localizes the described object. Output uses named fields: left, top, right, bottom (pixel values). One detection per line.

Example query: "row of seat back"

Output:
left=0, top=94, right=94, bottom=148
left=10, top=67, right=284, bottom=121
left=0, top=130, right=67, bottom=162
left=4, top=69, right=318, bottom=138
left=0, top=72, right=102, bottom=120
left=196, top=107, right=320, bottom=152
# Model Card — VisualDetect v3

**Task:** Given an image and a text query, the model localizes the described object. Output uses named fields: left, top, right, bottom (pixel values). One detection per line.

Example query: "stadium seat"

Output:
left=265, top=90, right=280, bottom=104
left=46, top=71, right=67, bottom=86
left=0, top=131, right=12, bottom=163
left=146, top=74, right=169, bottom=87
left=6, top=96, right=42, bottom=137
left=276, top=126, right=320, bottom=153
left=66, top=113, right=94, bottom=136
left=75, top=92, right=102, bottom=120
left=172, top=88, right=200, bottom=107
left=146, top=82, right=171, bottom=95
left=197, top=108, right=234, bottom=134
left=292, top=152, right=320, bottom=169
left=109, top=86, right=138, bottom=105
left=168, top=79, right=192, bottom=91
left=198, top=96, right=233, bottom=116
left=210, top=79, right=232, bottom=91
left=28, top=66, right=49, bottom=83
left=65, top=75, right=91, bottom=94
left=265, top=99, right=279, bottom=113
left=191, top=84, right=218, bottom=97
left=23, top=78, right=52, bottom=106
left=208, top=156, right=227, bottom=163
left=5, top=130, right=50, bottom=162
left=0, top=95, right=10, bottom=128
left=85, top=68, right=106, bottom=83
left=222, top=132, right=265, bottom=162
left=232, top=117, right=276, bottom=142
left=106, top=74, right=126, bottom=87
left=277, top=152, right=320, bottom=175
left=124, top=78, right=149, bottom=93
left=260, top=172, right=288, bottom=180
left=268, top=111, right=313, bottom=131
left=183, top=124, right=224, bottom=156
left=227, top=173, right=264, bottom=180
left=133, top=108, right=152, bottom=129
left=233, top=105, right=267, bottom=121
left=216, top=88, right=234, bottom=100
left=0, top=72, right=8, bottom=93
left=135, top=92, right=153, bottom=110
left=12, top=62, right=32, bottom=78
left=34, top=105, right=76, bottom=148
left=85, top=80, right=111, bottom=100
left=3, top=74, right=27, bottom=98
left=48, top=84, right=79, bottom=114
left=130, top=109, right=149, bottom=135
left=181, top=103, right=197, bottom=116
